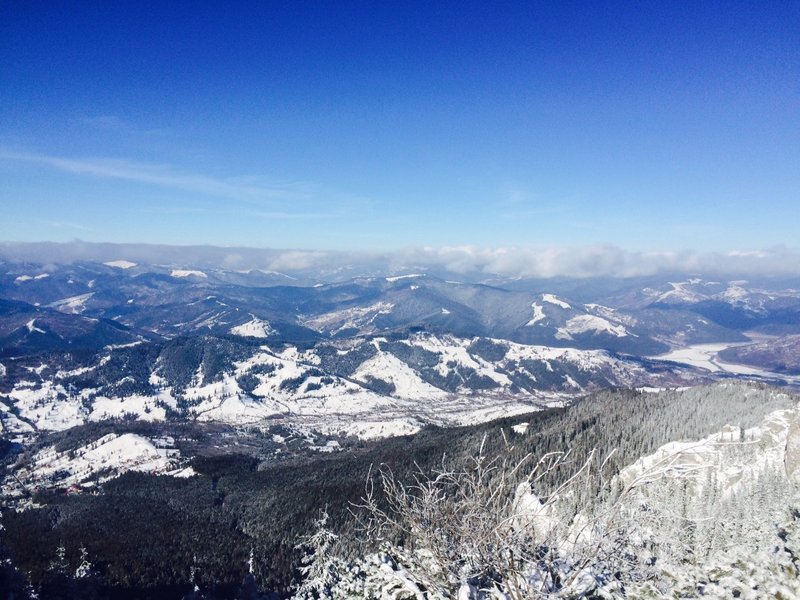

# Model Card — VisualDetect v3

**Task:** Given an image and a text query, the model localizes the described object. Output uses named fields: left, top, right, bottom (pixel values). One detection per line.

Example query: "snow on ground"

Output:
left=653, top=342, right=800, bottom=384
left=655, top=343, right=740, bottom=372
left=655, top=281, right=706, bottom=304
left=9, top=381, right=86, bottom=431
left=584, top=303, right=637, bottom=326
left=16, top=273, right=51, bottom=282
left=248, top=269, right=296, bottom=279
left=619, top=403, right=798, bottom=500
left=503, top=340, right=614, bottom=371
left=1, top=331, right=706, bottom=441
left=542, top=293, right=571, bottom=309
left=353, top=349, right=448, bottom=399
left=171, top=269, right=207, bottom=278
left=716, top=282, right=748, bottom=303
left=0, top=362, right=5, bottom=378
left=104, top=341, right=144, bottom=350
left=104, top=260, right=137, bottom=269
left=555, top=315, right=628, bottom=340
left=335, top=419, right=422, bottom=440
left=409, top=334, right=514, bottom=389
left=192, top=389, right=276, bottom=423
left=512, top=422, right=529, bottom=434
left=230, top=316, right=276, bottom=338
left=302, top=301, right=394, bottom=334
left=0, top=398, right=35, bottom=440
left=3, top=433, right=191, bottom=501
left=385, top=274, right=424, bottom=282
left=89, top=393, right=173, bottom=422
left=54, top=364, right=97, bottom=379
left=179, top=351, right=396, bottom=425
left=25, top=319, right=46, bottom=334
left=526, top=302, right=546, bottom=326
left=47, top=292, right=94, bottom=313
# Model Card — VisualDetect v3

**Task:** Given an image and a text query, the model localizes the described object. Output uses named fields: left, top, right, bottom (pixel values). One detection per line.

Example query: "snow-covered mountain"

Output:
left=3, top=257, right=800, bottom=454
left=5, top=260, right=799, bottom=358
left=0, top=332, right=710, bottom=443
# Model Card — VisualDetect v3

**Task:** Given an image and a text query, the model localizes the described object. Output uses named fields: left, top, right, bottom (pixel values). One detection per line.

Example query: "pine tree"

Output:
left=294, top=511, right=341, bottom=600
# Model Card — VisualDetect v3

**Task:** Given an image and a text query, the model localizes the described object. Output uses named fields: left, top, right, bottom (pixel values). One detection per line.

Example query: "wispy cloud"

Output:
left=0, top=148, right=313, bottom=203
left=3, top=241, right=798, bottom=279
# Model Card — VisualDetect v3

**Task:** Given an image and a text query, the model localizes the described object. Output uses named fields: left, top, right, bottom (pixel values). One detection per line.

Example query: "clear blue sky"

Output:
left=1, top=1, right=798, bottom=252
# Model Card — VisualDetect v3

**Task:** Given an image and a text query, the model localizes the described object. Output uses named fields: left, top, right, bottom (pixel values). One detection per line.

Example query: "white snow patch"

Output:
left=48, top=292, right=94, bottom=313
left=718, top=283, right=748, bottom=302
left=303, top=301, right=394, bottom=334
left=353, top=351, right=447, bottom=400
left=14, top=275, right=32, bottom=283
left=89, top=394, right=172, bottom=422
left=584, top=303, right=636, bottom=326
left=555, top=315, right=628, bottom=339
left=5, top=433, right=188, bottom=498
left=542, top=294, right=571, bottom=309
left=10, top=381, right=86, bottom=431
left=171, top=269, right=207, bottom=278
left=409, top=334, right=514, bottom=389
left=230, top=317, right=276, bottom=338
left=25, top=319, right=46, bottom=334
left=619, top=406, right=798, bottom=502
left=386, top=273, right=424, bottom=282
left=656, top=281, right=706, bottom=304
left=104, top=260, right=137, bottom=269
left=104, top=341, right=143, bottom=350
left=525, top=302, right=546, bottom=326
left=441, top=308, right=450, bottom=315
left=512, top=422, right=529, bottom=434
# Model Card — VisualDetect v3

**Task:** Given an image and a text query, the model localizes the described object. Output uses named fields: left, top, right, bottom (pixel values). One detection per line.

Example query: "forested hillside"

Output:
left=1, top=382, right=796, bottom=598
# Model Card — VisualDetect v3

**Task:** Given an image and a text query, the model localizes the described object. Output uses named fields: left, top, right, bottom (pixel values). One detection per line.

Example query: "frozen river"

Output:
left=652, top=341, right=800, bottom=386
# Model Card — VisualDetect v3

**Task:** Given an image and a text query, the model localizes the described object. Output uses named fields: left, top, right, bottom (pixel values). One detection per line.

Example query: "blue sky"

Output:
left=1, top=1, right=798, bottom=252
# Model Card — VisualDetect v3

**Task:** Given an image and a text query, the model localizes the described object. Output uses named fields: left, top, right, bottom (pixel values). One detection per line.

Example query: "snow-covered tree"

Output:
left=350, top=436, right=682, bottom=599
left=294, top=510, right=342, bottom=599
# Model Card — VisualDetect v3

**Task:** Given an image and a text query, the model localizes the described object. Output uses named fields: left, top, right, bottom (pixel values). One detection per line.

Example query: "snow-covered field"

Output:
left=302, top=301, right=395, bottom=335
left=3, top=333, right=614, bottom=443
left=555, top=314, right=629, bottom=339
left=2, top=432, right=193, bottom=505
left=47, top=292, right=95, bottom=313
left=230, top=316, right=276, bottom=338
